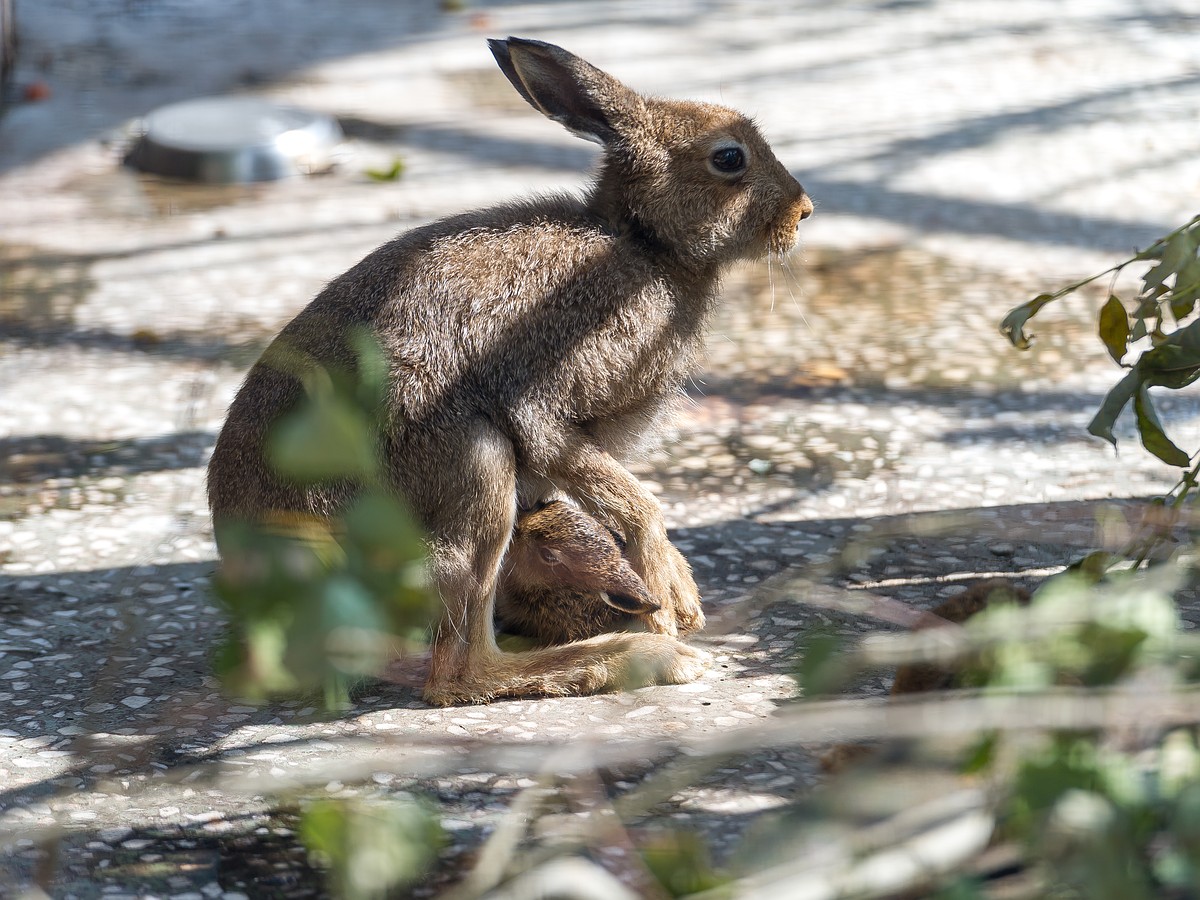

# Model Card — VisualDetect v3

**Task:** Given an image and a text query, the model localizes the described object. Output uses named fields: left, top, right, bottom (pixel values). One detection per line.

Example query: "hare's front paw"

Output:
left=644, top=541, right=705, bottom=637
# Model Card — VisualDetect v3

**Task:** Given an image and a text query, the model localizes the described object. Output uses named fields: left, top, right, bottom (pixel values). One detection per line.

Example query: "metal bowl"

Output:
left=125, top=96, right=343, bottom=184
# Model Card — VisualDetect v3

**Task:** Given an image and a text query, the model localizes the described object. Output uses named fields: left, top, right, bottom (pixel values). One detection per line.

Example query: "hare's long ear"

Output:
left=488, top=37, right=642, bottom=146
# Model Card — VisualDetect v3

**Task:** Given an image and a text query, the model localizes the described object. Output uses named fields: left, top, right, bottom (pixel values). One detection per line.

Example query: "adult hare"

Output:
left=208, top=37, right=813, bottom=704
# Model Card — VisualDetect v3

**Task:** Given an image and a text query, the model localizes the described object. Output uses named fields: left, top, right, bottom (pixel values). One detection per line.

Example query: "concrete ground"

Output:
left=2, top=0, right=1199, bottom=896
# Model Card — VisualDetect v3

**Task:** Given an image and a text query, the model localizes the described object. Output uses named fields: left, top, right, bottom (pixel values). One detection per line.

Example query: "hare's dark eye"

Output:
left=539, top=546, right=563, bottom=566
left=710, top=146, right=746, bottom=173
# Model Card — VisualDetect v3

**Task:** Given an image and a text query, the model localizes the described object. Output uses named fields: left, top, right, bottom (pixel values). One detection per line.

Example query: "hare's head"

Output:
left=508, top=501, right=659, bottom=616
left=490, top=37, right=813, bottom=269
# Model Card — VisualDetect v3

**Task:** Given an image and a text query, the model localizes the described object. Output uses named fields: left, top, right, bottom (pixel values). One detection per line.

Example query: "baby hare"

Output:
left=500, top=500, right=659, bottom=645
left=207, top=37, right=813, bottom=705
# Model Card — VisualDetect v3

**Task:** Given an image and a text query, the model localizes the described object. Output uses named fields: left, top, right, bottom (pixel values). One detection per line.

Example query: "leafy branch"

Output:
left=1001, top=214, right=1200, bottom=469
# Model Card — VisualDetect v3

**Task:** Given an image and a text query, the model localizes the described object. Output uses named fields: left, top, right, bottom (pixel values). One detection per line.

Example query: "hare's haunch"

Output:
left=207, top=37, right=813, bottom=705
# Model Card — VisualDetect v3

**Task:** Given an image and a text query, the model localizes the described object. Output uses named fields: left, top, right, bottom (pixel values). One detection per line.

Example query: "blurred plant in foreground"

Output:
left=64, top=219, right=1200, bottom=899
left=211, top=328, right=437, bottom=709
left=299, top=796, right=444, bottom=900
left=789, top=558, right=1200, bottom=898
left=208, top=329, right=443, bottom=896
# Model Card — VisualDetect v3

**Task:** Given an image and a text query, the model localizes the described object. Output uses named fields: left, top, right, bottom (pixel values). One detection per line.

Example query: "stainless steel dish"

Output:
left=125, top=96, right=343, bottom=184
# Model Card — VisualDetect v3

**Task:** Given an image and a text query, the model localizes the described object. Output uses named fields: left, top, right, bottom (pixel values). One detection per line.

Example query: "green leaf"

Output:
left=322, top=576, right=387, bottom=635
left=1169, top=256, right=1200, bottom=320
left=1098, top=294, right=1130, bottom=365
left=1087, top=369, right=1140, bottom=447
left=1000, top=292, right=1057, bottom=350
left=1144, top=228, right=1199, bottom=292
left=960, top=732, right=998, bottom=775
left=640, top=830, right=727, bottom=897
left=794, top=632, right=851, bottom=697
left=1137, top=319, right=1200, bottom=390
left=1133, top=385, right=1191, bottom=467
left=1171, top=782, right=1200, bottom=858
left=365, top=157, right=406, bottom=182
left=1011, top=738, right=1109, bottom=830
left=268, top=397, right=377, bottom=482
left=341, top=494, right=435, bottom=635
left=1176, top=255, right=1200, bottom=293
left=1065, top=550, right=1119, bottom=583
left=343, top=493, right=426, bottom=561
left=300, top=798, right=443, bottom=900
left=1077, top=623, right=1147, bottom=685
left=349, top=327, right=390, bottom=410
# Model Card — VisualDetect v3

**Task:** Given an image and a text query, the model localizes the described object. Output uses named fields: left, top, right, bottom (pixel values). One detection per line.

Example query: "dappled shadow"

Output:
left=1, top=431, right=215, bottom=483
left=805, top=174, right=1179, bottom=256
left=4, top=492, right=1186, bottom=892
left=340, top=115, right=599, bottom=172
left=0, top=494, right=1141, bottom=785
left=2, top=810, right=328, bottom=895
left=1, top=1, right=1192, bottom=257
left=0, top=320, right=267, bottom=365
left=0, top=1, right=451, bottom=173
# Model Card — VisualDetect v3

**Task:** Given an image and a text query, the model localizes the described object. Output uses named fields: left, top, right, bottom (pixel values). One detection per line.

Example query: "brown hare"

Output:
left=500, top=500, right=659, bottom=645
left=207, top=36, right=813, bottom=705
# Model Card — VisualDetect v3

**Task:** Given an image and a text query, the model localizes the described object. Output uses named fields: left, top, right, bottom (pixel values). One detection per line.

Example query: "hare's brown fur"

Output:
left=207, top=37, right=812, bottom=705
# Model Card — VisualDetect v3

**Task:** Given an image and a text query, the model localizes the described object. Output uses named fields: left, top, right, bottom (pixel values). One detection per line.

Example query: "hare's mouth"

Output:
left=765, top=227, right=802, bottom=259
left=768, top=206, right=812, bottom=257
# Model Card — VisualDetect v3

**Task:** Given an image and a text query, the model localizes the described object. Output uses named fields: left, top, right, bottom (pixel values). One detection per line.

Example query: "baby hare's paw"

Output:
left=643, top=540, right=705, bottom=637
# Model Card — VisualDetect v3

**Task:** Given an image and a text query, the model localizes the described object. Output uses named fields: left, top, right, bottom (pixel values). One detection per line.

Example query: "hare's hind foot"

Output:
left=641, top=540, right=706, bottom=637
left=423, top=633, right=712, bottom=706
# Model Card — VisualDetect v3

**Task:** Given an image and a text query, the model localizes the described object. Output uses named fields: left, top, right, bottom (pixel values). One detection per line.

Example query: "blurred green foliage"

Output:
left=212, top=329, right=436, bottom=709
left=364, top=157, right=406, bottom=182
left=299, top=796, right=444, bottom=899
left=640, top=829, right=728, bottom=897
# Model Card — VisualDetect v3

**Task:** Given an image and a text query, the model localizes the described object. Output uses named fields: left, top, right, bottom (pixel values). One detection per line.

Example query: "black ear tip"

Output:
left=501, top=36, right=556, bottom=54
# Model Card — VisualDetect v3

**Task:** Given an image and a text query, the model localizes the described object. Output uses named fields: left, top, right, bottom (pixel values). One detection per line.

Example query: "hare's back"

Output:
left=357, top=206, right=682, bottom=387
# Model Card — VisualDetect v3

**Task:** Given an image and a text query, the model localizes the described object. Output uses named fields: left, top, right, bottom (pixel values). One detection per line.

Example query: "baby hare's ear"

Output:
left=488, top=37, right=642, bottom=146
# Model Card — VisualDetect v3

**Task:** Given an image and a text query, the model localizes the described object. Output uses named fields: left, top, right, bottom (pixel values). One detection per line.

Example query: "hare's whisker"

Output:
left=780, top=255, right=812, bottom=332
left=766, top=253, right=777, bottom=313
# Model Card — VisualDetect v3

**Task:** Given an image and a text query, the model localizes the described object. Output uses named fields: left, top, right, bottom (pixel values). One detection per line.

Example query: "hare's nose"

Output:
left=796, top=191, right=814, bottom=221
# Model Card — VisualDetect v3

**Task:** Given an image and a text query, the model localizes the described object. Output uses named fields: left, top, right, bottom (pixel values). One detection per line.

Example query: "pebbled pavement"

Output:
left=2, top=1, right=1200, bottom=895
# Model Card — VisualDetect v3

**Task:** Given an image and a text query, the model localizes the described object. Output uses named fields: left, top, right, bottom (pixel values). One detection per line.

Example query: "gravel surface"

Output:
left=2, top=0, right=1200, bottom=896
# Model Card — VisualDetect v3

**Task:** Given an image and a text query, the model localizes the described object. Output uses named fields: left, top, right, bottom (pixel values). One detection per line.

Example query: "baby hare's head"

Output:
left=507, top=501, right=659, bottom=616
left=490, top=37, right=812, bottom=268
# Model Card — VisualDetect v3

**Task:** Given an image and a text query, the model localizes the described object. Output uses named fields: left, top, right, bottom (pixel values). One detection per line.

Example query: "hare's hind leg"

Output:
left=412, top=421, right=709, bottom=706
left=541, top=431, right=705, bottom=638
left=484, top=632, right=712, bottom=701
left=415, top=421, right=517, bottom=705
